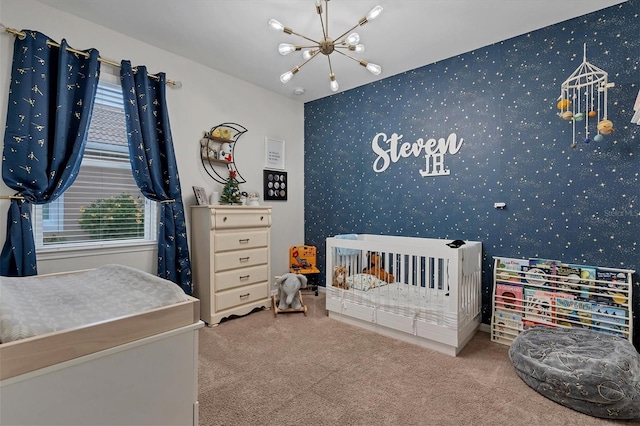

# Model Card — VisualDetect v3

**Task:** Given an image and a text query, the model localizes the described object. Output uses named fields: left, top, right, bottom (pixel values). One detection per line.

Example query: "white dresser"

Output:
left=190, top=205, right=272, bottom=325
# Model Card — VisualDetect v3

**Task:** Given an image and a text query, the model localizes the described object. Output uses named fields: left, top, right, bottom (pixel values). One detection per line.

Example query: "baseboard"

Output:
left=479, top=323, right=491, bottom=334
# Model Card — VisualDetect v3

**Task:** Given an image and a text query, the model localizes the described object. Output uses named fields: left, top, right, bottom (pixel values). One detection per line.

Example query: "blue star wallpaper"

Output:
left=304, top=1, right=640, bottom=347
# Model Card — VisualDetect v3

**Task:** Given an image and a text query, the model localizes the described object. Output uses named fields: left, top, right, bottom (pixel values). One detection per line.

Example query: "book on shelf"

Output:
left=495, top=282, right=524, bottom=313
left=521, top=265, right=552, bottom=288
left=568, top=264, right=596, bottom=300
left=594, top=269, right=628, bottom=306
left=493, top=309, right=523, bottom=337
left=592, top=304, right=628, bottom=337
left=523, top=287, right=556, bottom=325
left=554, top=292, right=592, bottom=328
left=555, top=264, right=582, bottom=294
left=529, top=258, right=560, bottom=275
left=495, top=257, right=528, bottom=283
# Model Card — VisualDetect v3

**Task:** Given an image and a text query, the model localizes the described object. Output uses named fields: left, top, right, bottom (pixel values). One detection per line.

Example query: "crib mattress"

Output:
left=0, top=264, right=189, bottom=343
left=329, top=280, right=458, bottom=328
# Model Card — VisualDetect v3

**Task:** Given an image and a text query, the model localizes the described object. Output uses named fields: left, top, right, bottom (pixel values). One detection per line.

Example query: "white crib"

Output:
left=325, top=235, right=482, bottom=356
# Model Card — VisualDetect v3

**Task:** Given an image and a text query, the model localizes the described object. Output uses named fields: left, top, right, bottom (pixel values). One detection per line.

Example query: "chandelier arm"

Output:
left=333, top=49, right=366, bottom=64
left=318, top=0, right=328, bottom=41
left=292, top=50, right=321, bottom=72
left=297, top=44, right=322, bottom=50
left=286, top=28, right=321, bottom=45
left=334, top=45, right=362, bottom=51
left=333, top=22, right=362, bottom=44
left=326, top=53, right=335, bottom=76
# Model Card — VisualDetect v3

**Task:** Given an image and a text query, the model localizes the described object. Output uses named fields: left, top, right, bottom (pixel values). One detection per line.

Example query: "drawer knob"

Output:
left=260, top=216, right=264, bottom=221
left=239, top=238, right=250, bottom=244
left=223, top=216, right=228, bottom=222
left=239, top=275, right=250, bottom=280
left=239, top=256, right=250, bottom=262
left=239, top=293, right=250, bottom=299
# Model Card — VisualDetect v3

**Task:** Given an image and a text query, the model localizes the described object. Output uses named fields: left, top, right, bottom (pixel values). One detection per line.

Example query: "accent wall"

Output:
left=304, top=1, right=640, bottom=348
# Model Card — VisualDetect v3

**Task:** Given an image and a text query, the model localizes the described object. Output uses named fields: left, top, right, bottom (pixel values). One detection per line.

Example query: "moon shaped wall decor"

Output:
left=199, top=122, right=248, bottom=184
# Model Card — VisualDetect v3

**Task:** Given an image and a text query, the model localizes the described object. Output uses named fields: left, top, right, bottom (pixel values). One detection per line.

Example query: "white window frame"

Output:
left=41, top=194, right=64, bottom=232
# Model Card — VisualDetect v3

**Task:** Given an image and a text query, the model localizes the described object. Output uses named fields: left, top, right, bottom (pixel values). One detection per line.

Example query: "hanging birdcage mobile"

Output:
left=556, top=44, right=615, bottom=148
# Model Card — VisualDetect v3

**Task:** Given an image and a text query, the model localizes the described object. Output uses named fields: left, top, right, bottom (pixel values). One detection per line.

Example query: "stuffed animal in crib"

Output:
left=332, top=266, right=349, bottom=289
left=274, top=273, right=308, bottom=310
left=362, top=252, right=394, bottom=283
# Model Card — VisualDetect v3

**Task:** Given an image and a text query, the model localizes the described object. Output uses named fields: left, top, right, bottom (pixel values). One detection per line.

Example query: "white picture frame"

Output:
left=192, top=186, right=208, bottom=206
left=265, top=137, right=285, bottom=170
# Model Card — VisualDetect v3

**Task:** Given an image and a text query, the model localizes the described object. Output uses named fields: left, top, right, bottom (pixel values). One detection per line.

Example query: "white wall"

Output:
left=0, top=0, right=305, bottom=277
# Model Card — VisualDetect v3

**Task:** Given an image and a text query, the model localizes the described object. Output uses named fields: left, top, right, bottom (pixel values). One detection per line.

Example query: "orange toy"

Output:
left=289, top=245, right=320, bottom=274
left=362, top=252, right=394, bottom=283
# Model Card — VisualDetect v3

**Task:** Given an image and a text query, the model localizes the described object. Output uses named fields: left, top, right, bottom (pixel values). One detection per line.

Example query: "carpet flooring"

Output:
left=197, top=291, right=622, bottom=426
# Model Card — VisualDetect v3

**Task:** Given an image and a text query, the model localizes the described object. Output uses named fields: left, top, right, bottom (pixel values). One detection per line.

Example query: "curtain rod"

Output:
left=1, top=24, right=182, bottom=88
left=0, top=195, right=175, bottom=202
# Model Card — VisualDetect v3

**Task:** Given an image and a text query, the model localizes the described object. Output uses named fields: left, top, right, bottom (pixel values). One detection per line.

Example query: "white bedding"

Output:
left=0, top=264, right=189, bottom=343
left=334, top=276, right=457, bottom=328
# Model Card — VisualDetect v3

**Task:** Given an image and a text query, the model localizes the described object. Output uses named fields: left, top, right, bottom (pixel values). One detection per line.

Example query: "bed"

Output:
left=0, top=264, right=203, bottom=426
left=325, top=235, right=482, bottom=356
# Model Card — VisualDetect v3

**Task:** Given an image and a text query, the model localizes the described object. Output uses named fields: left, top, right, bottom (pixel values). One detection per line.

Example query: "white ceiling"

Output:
left=34, top=0, right=626, bottom=103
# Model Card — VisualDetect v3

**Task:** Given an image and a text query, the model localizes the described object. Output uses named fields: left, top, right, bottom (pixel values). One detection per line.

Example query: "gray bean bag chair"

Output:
left=509, top=327, right=640, bottom=420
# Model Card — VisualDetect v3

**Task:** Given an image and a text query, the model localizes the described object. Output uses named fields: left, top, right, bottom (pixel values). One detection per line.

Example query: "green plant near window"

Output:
left=79, top=193, right=144, bottom=240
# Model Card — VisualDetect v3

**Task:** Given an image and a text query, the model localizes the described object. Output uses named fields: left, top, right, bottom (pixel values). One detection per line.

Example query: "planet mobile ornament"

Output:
left=561, top=111, right=574, bottom=120
left=557, top=44, right=614, bottom=148
left=597, top=119, right=614, bottom=135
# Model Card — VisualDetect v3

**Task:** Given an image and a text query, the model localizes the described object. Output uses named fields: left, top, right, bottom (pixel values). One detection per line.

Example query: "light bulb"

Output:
left=268, top=19, right=285, bottom=31
left=352, top=44, right=365, bottom=53
left=302, top=49, right=315, bottom=60
left=366, top=63, right=381, bottom=75
left=280, top=71, right=294, bottom=84
left=278, top=43, right=295, bottom=55
left=345, top=32, right=360, bottom=46
left=330, top=74, right=339, bottom=92
left=366, top=6, right=383, bottom=21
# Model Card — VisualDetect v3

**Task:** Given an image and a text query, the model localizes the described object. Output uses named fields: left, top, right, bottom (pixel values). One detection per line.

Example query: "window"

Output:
left=33, top=74, right=157, bottom=250
left=42, top=194, right=64, bottom=232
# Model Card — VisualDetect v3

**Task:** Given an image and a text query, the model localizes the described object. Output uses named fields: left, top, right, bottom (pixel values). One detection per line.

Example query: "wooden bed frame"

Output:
left=0, top=271, right=203, bottom=426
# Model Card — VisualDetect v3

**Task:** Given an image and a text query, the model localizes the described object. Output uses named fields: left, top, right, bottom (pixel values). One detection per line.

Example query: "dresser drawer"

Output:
left=212, top=209, right=271, bottom=229
left=215, top=265, right=269, bottom=291
left=214, top=230, right=268, bottom=252
left=215, top=282, right=269, bottom=311
left=214, top=248, right=268, bottom=272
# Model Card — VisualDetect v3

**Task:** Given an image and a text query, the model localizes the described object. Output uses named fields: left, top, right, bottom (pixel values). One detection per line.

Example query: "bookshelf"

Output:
left=491, top=257, right=634, bottom=346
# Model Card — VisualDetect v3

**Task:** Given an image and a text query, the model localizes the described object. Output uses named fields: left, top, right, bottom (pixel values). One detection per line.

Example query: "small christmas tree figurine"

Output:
left=219, top=170, right=242, bottom=204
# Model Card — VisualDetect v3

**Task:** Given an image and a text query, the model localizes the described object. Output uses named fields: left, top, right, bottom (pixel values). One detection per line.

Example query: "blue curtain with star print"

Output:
left=120, top=60, right=192, bottom=295
left=1, top=30, right=100, bottom=276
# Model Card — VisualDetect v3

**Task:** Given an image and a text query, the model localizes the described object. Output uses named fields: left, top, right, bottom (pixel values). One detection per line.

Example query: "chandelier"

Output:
left=269, top=0, right=383, bottom=93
